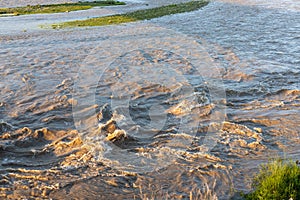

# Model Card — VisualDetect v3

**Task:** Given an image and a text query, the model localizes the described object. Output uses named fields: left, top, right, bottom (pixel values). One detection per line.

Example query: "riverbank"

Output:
left=50, top=1, right=208, bottom=28
left=0, top=0, right=196, bottom=35
left=0, top=1, right=125, bottom=16
left=0, top=0, right=191, bottom=8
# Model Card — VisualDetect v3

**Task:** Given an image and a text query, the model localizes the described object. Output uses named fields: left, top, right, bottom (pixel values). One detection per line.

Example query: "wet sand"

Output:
left=0, top=0, right=299, bottom=199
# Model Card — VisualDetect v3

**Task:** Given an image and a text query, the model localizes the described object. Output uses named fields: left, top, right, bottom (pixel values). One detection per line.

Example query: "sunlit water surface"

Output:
left=0, top=0, right=299, bottom=199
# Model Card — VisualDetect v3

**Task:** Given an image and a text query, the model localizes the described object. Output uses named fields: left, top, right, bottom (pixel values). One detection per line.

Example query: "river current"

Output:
left=0, top=0, right=299, bottom=199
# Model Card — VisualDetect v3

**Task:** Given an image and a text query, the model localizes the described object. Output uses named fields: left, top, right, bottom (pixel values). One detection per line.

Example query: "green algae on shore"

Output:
left=0, top=1, right=125, bottom=16
left=50, top=1, right=209, bottom=29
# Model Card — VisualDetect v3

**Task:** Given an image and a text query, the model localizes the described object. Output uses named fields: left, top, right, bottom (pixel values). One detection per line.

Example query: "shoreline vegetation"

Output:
left=243, top=159, right=300, bottom=200
left=50, top=1, right=209, bottom=29
left=0, top=1, right=125, bottom=16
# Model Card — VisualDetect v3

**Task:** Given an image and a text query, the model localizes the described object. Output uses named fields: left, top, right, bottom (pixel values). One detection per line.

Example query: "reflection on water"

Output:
left=0, top=0, right=299, bottom=199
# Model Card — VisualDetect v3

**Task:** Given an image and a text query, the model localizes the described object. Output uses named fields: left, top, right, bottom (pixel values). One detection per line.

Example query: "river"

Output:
left=0, top=0, right=299, bottom=199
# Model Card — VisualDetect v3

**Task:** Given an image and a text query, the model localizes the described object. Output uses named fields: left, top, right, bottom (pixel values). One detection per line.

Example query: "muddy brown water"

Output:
left=0, top=0, right=299, bottom=199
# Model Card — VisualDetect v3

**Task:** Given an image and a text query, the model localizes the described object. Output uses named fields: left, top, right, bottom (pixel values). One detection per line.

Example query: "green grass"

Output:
left=51, top=15, right=136, bottom=28
left=50, top=1, right=209, bottom=29
left=244, top=159, right=300, bottom=200
left=0, top=1, right=125, bottom=16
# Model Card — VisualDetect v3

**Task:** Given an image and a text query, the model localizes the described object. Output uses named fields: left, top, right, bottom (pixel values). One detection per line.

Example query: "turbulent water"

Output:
left=0, top=0, right=299, bottom=199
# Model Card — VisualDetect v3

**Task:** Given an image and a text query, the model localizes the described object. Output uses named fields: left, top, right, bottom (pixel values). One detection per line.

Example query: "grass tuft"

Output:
left=244, top=159, right=300, bottom=200
left=0, top=1, right=125, bottom=16
left=50, top=1, right=209, bottom=29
